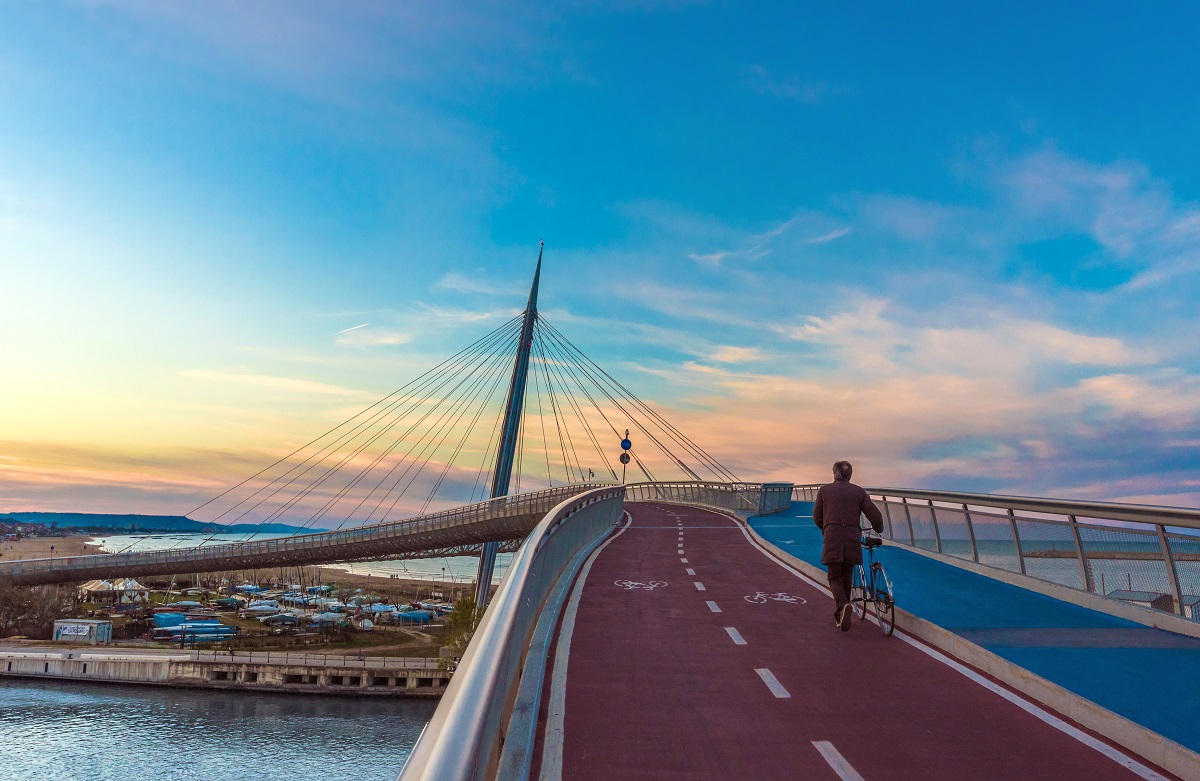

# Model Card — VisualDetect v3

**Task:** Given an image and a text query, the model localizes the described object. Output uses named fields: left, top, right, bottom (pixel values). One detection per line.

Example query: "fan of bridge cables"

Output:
left=144, top=315, right=739, bottom=551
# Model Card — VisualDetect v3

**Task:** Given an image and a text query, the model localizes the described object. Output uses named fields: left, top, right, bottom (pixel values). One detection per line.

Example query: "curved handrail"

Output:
left=624, top=480, right=794, bottom=516
left=863, top=487, right=1200, bottom=528
left=397, top=485, right=626, bottom=781
left=796, top=484, right=1200, bottom=621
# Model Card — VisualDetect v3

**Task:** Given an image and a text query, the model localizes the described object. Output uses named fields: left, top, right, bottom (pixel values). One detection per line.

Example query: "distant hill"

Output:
left=1, top=512, right=325, bottom=535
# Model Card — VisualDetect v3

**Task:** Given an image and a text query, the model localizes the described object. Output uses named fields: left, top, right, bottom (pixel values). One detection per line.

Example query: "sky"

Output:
left=2, top=1, right=1200, bottom=516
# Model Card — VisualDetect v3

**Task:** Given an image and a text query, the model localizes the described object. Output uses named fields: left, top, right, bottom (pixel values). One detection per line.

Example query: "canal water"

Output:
left=0, top=677, right=435, bottom=781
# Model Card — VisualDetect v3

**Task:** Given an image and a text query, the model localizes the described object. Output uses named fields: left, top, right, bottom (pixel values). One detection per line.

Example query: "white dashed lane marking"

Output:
left=685, top=568, right=695, bottom=575
left=679, top=558, right=688, bottom=564
left=755, top=668, right=790, bottom=699
left=694, top=582, right=706, bottom=591
left=725, top=627, right=747, bottom=645
left=812, top=741, right=866, bottom=781
left=706, top=601, right=721, bottom=613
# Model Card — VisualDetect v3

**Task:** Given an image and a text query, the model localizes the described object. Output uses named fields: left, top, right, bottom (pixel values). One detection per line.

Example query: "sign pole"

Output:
left=619, top=430, right=632, bottom=484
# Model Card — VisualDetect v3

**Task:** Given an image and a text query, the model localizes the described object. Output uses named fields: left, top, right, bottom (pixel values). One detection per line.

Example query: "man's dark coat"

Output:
left=813, top=478, right=885, bottom=565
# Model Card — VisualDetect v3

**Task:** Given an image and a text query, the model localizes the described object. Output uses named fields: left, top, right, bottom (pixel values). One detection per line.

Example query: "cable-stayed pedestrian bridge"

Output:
left=0, top=482, right=791, bottom=586
left=399, top=482, right=1200, bottom=781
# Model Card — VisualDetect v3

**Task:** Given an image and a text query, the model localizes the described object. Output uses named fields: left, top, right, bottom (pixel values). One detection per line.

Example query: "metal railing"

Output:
left=0, top=649, right=441, bottom=669
left=398, top=485, right=626, bottom=781
left=0, top=481, right=793, bottom=586
left=792, top=486, right=1200, bottom=620
left=188, top=651, right=442, bottom=669
left=0, top=483, right=607, bottom=585
left=626, top=481, right=794, bottom=516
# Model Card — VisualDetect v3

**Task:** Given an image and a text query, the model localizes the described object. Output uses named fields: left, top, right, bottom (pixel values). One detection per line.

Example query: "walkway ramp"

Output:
left=752, top=502, right=1200, bottom=776
left=534, top=501, right=1177, bottom=780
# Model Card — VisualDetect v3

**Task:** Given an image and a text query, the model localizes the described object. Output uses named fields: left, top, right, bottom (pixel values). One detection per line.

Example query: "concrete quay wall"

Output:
left=0, top=649, right=449, bottom=696
left=3, top=651, right=174, bottom=683
left=167, top=660, right=448, bottom=695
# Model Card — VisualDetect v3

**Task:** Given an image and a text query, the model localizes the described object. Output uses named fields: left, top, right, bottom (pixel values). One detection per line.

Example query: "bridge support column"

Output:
left=475, top=243, right=543, bottom=609
left=475, top=542, right=499, bottom=607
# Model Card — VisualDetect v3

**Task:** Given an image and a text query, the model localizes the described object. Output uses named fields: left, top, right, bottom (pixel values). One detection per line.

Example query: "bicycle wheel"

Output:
left=850, top=564, right=868, bottom=620
left=871, top=565, right=895, bottom=636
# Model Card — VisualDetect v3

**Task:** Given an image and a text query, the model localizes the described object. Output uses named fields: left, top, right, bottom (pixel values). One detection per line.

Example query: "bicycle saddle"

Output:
left=862, top=537, right=883, bottom=549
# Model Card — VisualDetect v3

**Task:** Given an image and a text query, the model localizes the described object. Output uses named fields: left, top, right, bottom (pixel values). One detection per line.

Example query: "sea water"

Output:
left=0, top=677, right=435, bottom=781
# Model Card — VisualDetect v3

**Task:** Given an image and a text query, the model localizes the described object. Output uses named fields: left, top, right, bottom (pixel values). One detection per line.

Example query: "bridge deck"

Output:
left=753, top=502, right=1200, bottom=759
left=533, top=502, right=1175, bottom=780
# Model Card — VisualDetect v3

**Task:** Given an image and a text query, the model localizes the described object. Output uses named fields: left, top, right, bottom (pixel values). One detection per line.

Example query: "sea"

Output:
left=932, top=538, right=1200, bottom=597
left=0, top=677, right=435, bottom=781
left=90, top=533, right=513, bottom=586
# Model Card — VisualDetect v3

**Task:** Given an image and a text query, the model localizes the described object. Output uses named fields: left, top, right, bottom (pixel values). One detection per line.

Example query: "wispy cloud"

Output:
left=415, top=303, right=521, bottom=324
left=742, top=64, right=834, bottom=105
left=687, top=250, right=731, bottom=266
left=436, top=271, right=524, bottom=296
left=334, top=327, right=411, bottom=348
left=75, top=2, right=561, bottom=102
left=623, top=282, right=761, bottom=328
left=0, top=440, right=279, bottom=514
left=803, top=227, right=851, bottom=244
left=675, top=208, right=850, bottom=267
left=708, top=346, right=763, bottom=364
left=775, top=299, right=1149, bottom=376
left=991, top=147, right=1200, bottom=289
left=178, top=370, right=374, bottom=398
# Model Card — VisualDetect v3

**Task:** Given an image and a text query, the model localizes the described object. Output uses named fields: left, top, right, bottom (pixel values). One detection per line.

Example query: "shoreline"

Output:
left=0, top=535, right=103, bottom=562
left=1, top=534, right=487, bottom=598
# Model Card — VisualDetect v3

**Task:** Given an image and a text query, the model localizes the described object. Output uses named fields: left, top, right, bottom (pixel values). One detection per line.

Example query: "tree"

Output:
left=23, top=585, right=73, bottom=637
left=0, top=578, right=73, bottom=638
left=0, top=577, right=32, bottom=636
left=439, top=597, right=483, bottom=671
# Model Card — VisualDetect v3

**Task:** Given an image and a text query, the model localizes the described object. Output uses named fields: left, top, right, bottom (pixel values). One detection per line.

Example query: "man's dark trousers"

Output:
left=827, top=562, right=853, bottom=618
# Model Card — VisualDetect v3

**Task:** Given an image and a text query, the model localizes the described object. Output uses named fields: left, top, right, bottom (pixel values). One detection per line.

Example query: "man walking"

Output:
left=813, top=461, right=884, bottom=631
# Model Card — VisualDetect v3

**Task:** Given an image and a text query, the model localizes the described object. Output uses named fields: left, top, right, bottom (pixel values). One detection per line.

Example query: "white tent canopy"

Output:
left=78, top=578, right=149, bottom=603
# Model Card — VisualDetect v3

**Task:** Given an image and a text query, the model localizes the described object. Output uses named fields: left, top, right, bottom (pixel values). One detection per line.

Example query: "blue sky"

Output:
left=2, top=2, right=1199, bottom=513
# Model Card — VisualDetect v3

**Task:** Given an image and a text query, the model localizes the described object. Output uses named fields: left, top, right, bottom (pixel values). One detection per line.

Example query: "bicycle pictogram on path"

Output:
left=615, top=580, right=668, bottom=591
left=743, top=591, right=807, bottom=605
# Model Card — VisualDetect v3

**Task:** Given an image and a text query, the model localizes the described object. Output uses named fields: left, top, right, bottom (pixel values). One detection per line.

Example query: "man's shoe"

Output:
left=838, top=605, right=852, bottom=632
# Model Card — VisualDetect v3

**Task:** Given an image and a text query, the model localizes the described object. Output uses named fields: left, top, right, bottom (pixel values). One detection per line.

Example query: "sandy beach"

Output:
left=0, top=535, right=102, bottom=561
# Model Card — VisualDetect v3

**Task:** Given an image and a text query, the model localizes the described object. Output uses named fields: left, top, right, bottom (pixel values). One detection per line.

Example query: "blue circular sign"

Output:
left=620, top=438, right=632, bottom=451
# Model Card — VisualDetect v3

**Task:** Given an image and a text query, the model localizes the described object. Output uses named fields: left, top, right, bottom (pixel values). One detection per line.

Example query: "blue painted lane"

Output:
left=750, top=502, right=1200, bottom=753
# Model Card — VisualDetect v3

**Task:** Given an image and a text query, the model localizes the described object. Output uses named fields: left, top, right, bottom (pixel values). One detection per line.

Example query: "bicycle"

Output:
left=850, top=533, right=895, bottom=636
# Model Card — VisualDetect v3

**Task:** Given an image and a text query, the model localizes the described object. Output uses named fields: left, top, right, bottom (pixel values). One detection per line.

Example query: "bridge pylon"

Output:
left=474, top=242, right=542, bottom=608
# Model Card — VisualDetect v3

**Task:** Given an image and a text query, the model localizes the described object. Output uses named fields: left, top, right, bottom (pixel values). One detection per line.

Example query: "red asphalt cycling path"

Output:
left=546, top=502, right=1175, bottom=781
